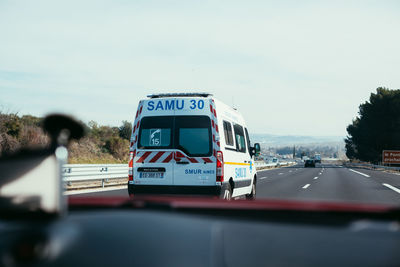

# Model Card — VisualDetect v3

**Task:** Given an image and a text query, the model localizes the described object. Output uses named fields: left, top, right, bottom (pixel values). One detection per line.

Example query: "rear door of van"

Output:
left=173, top=97, right=217, bottom=186
left=133, top=100, right=175, bottom=186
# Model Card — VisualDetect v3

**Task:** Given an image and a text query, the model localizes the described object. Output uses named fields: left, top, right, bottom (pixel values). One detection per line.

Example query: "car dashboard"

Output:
left=1, top=197, right=400, bottom=267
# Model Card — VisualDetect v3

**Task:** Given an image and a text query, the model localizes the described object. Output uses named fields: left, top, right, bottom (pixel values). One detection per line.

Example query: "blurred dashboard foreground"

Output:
left=1, top=196, right=400, bottom=267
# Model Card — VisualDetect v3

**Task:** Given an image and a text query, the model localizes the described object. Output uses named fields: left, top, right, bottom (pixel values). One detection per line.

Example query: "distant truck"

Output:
left=314, top=154, right=321, bottom=163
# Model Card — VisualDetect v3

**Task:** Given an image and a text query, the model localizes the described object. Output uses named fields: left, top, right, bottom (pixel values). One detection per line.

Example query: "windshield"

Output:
left=1, top=1, right=400, bottom=210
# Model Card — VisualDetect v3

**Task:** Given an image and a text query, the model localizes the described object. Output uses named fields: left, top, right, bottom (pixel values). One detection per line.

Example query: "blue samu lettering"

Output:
left=235, top=168, right=247, bottom=178
left=147, top=101, right=155, bottom=111
left=147, top=100, right=185, bottom=111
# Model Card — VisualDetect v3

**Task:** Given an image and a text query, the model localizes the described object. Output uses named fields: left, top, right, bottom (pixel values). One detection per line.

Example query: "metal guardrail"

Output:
left=344, top=162, right=400, bottom=172
left=254, top=162, right=278, bottom=168
left=63, top=164, right=128, bottom=187
left=63, top=161, right=297, bottom=187
left=254, top=161, right=295, bottom=168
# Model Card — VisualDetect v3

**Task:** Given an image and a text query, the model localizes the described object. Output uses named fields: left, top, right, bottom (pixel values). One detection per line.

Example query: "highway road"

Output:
left=69, top=163, right=400, bottom=205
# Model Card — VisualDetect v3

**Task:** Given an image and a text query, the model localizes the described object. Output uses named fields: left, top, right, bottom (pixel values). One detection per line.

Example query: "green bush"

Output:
left=0, top=112, right=131, bottom=163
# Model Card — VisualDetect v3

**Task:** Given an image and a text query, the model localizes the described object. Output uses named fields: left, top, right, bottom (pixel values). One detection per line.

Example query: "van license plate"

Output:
left=139, top=172, right=164, bottom=178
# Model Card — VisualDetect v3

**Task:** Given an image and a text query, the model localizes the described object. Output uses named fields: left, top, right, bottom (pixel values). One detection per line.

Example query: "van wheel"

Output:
left=246, top=181, right=256, bottom=200
left=222, top=184, right=232, bottom=200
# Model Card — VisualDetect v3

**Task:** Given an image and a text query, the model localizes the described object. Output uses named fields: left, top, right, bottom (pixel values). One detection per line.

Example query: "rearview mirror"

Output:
left=250, top=143, right=261, bottom=157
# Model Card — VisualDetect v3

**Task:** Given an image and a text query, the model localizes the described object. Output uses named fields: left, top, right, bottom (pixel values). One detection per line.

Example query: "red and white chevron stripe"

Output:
left=135, top=151, right=215, bottom=164
left=130, top=100, right=144, bottom=151
left=209, top=99, right=220, bottom=157
left=135, top=151, right=174, bottom=163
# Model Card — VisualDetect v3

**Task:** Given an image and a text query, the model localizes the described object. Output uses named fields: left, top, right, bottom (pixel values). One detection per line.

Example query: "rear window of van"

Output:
left=138, top=116, right=212, bottom=157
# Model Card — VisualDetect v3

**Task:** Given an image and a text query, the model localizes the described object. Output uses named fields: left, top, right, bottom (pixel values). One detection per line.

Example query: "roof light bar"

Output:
left=147, top=93, right=213, bottom=99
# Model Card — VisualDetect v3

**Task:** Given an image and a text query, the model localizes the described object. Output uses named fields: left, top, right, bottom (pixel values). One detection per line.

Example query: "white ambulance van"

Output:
left=127, top=93, right=260, bottom=199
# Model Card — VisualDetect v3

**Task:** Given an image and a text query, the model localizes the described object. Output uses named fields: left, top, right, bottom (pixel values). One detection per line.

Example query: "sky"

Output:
left=1, top=0, right=399, bottom=136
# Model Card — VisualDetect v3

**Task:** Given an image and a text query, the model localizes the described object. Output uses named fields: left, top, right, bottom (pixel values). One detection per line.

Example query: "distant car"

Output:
left=304, top=159, right=316, bottom=168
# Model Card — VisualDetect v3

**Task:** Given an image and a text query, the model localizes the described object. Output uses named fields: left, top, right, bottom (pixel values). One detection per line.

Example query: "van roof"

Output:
left=138, top=94, right=247, bottom=127
left=147, top=93, right=212, bottom=99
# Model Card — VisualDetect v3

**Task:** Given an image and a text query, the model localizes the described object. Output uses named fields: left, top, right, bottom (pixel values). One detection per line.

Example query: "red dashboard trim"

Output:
left=68, top=196, right=396, bottom=213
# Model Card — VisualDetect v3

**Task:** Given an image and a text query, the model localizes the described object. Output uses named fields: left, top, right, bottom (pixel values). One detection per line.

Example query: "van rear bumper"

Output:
left=128, top=184, right=225, bottom=196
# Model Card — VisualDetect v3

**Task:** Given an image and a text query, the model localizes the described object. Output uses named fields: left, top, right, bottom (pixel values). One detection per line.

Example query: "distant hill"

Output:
left=250, top=133, right=345, bottom=147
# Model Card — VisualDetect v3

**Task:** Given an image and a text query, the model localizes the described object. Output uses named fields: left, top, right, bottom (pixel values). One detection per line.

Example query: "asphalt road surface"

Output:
left=70, top=163, right=400, bottom=205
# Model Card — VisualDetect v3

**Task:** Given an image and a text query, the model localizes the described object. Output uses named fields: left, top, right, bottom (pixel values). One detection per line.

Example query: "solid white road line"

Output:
left=64, top=185, right=127, bottom=195
left=302, top=184, right=310, bottom=189
left=314, top=177, right=318, bottom=180
left=382, top=183, right=400, bottom=194
left=349, top=169, right=370, bottom=177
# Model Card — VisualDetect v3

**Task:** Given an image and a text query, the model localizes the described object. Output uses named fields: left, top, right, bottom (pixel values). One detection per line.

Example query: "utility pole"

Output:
left=293, top=145, right=296, bottom=159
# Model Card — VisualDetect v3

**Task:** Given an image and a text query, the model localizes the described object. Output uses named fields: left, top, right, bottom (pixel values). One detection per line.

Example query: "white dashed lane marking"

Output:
left=302, top=184, right=310, bottom=189
left=382, top=183, right=400, bottom=194
left=314, top=177, right=318, bottom=180
left=349, top=169, right=370, bottom=177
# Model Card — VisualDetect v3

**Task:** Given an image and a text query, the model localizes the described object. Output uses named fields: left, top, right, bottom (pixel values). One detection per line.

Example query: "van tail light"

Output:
left=128, top=151, right=134, bottom=181
left=216, top=151, right=224, bottom=182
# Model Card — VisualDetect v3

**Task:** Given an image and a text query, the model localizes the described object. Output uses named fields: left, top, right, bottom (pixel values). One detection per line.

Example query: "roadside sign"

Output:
left=382, top=150, right=400, bottom=164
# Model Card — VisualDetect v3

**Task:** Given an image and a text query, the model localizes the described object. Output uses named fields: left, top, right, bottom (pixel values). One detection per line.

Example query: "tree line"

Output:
left=345, top=87, right=400, bottom=164
left=0, top=112, right=132, bottom=163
